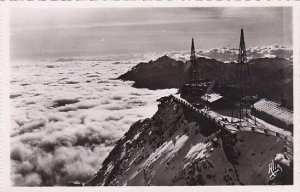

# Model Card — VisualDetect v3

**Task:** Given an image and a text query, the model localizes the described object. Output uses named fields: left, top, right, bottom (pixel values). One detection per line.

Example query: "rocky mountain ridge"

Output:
left=85, top=96, right=292, bottom=186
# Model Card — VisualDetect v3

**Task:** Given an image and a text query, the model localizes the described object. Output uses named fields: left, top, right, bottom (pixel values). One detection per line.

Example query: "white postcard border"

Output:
left=0, top=1, right=299, bottom=192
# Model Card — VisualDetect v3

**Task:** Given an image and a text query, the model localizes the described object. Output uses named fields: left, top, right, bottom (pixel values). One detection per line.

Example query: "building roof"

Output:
left=253, top=99, right=293, bottom=125
left=201, top=93, right=223, bottom=103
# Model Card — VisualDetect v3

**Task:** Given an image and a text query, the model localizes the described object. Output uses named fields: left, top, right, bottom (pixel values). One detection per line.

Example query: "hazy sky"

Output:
left=10, top=7, right=292, bottom=60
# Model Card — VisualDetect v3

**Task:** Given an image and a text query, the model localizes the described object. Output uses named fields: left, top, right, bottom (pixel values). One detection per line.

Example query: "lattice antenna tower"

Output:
left=236, top=29, right=252, bottom=122
left=188, top=38, right=200, bottom=82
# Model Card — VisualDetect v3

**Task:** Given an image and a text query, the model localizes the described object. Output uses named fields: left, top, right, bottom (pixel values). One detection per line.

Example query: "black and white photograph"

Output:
left=9, top=7, right=293, bottom=186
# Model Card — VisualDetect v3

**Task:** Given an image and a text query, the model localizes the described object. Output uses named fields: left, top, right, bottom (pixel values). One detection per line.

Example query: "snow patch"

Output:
left=185, top=142, right=210, bottom=161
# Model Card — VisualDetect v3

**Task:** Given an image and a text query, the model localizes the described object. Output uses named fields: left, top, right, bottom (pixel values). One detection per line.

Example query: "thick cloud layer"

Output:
left=10, top=54, right=176, bottom=186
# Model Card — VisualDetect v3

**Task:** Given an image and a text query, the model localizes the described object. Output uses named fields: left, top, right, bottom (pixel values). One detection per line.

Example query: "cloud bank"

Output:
left=10, top=55, right=176, bottom=186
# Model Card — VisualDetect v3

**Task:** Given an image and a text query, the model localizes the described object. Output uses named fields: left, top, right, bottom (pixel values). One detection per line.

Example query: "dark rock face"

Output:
left=86, top=96, right=292, bottom=186
left=118, top=56, right=293, bottom=108
left=118, top=55, right=188, bottom=89
left=247, top=58, right=293, bottom=108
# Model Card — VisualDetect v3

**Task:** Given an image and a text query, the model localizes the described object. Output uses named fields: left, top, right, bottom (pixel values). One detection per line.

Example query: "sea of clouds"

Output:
left=10, top=45, right=292, bottom=186
left=10, top=54, right=177, bottom=186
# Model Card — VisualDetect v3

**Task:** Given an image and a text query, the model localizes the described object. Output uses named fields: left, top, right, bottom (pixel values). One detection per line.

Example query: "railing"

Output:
left=170, top=95, right=293, bottom=158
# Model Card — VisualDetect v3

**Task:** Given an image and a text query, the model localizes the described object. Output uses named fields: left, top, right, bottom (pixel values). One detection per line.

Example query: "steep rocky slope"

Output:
left=85, top=96, right=292, bottom=186
left=118, top=56, right=293, bottom=108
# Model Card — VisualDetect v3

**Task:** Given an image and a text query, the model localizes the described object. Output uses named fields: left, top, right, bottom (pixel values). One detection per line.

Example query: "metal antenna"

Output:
left=236, top=28, right=252, bottom=124
left=188, top=38, right=199, bottom=82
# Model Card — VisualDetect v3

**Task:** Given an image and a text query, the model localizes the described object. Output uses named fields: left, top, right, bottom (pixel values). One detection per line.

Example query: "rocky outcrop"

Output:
left=118, top=55, right=188, bottom=89
left=85, top=96, right=292, bottom=186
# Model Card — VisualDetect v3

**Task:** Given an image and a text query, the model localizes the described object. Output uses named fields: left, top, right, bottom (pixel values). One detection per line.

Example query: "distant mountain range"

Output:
left=166, top=45, right=292, bottom=63
left=118, top=55, right=293, bottom=108
left=54, top=45, right=292, bottom=64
